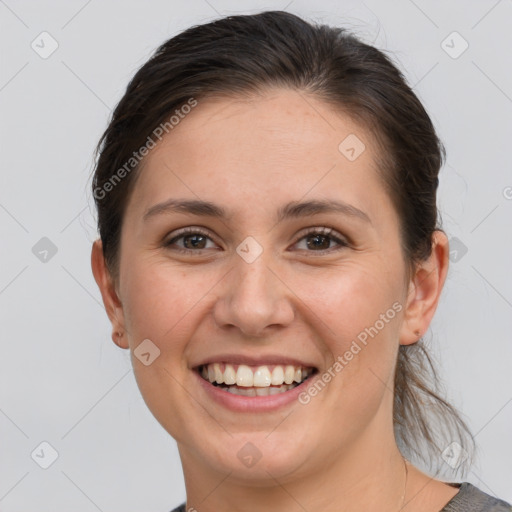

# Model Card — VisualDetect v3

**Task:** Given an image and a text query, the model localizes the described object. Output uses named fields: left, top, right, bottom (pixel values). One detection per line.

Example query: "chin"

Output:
left=194, top=430, right=316, bottom=484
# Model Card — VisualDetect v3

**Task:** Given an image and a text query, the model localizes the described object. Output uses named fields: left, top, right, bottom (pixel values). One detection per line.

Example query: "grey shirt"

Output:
left=169, top=482, right=512, bottom=511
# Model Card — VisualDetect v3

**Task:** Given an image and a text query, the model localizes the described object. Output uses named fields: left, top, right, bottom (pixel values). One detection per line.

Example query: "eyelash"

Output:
left=163, top=226, right=349, bottom=255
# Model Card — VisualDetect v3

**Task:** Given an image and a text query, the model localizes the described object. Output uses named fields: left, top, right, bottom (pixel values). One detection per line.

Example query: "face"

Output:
left=101, top=89, right=416, bottom=483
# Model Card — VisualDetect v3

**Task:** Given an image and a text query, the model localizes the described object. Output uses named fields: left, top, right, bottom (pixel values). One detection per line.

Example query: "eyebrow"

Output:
left=143, top=198, right=372, bottom=225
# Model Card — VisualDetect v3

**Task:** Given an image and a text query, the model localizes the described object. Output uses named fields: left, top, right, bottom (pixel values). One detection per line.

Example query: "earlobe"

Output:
left=399, top=230, right=449, bottom=346
left=91, top=239, right=129, bottom=349
left=112, top=330, right=128, bottom=349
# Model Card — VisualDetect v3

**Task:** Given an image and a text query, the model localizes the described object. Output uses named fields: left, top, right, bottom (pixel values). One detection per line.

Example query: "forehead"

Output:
left=161, top=89, right=372, bottom=161
left=126, top=88, right=390, bottom=226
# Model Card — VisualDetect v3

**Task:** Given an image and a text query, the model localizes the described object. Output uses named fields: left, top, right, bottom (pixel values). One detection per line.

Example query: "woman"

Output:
left=90, top=11, right=511, bottom=512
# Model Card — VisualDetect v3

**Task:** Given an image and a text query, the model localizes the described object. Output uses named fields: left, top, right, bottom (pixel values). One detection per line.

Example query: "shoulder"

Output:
left=169, top=486, right=512, bottom=512
left=441, top=482, right=512, bottom=511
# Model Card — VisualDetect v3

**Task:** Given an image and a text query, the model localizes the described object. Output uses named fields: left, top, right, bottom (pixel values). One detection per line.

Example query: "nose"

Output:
left=212, top=251, right=295, bottom=338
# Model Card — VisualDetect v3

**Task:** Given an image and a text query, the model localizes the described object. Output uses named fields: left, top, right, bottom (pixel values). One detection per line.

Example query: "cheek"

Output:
left=294, top=261, right=401, bottom=346
left=293, top=262, right=402, bottom=398
left=121, top=260, right=217, bottom=347
left=119, top=261, right=221, bottom=435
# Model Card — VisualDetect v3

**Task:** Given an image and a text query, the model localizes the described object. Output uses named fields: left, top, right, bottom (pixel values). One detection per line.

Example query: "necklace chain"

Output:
left=400, top=457, right=409, bottom=509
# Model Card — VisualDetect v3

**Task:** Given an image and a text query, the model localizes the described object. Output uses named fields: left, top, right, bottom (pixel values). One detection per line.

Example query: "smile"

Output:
left=197, top=363, right=316, bottom=397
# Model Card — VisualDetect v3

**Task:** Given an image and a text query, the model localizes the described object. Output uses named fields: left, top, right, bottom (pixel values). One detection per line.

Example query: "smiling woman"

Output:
left=89, top=11, right=511, bottom=512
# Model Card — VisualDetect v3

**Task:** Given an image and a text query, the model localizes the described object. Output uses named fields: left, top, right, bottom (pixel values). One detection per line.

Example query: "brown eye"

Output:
left=164, top=228, right=218, bottom=253
left=181, top=233, right=208, bottom=249
left=293, top=228, right=348, bottom=253
left=305, top=233, right=332, bottom=250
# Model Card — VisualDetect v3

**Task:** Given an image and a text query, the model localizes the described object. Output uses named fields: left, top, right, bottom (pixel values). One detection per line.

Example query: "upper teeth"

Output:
left=201, top=363, right=312, bottom=387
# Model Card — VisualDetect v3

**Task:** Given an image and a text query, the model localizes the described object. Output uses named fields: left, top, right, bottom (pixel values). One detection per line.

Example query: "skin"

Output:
left=92, top=88, right=458, bottom=512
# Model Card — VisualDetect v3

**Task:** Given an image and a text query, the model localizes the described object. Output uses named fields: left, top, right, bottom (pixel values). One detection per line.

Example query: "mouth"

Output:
left=195, top=362, right=317, bottom=397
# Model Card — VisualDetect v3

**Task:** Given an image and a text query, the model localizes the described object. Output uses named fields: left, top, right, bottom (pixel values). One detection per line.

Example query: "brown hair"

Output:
left=91, top=10, right=474, bottom=474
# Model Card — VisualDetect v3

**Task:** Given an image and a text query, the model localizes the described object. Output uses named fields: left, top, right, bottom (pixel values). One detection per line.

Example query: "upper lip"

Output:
left=192, top=353, right=318, bottom=369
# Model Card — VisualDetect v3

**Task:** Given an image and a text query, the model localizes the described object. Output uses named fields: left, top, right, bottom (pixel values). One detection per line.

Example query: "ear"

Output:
left=91, top=239, right=129, bottom=349
left=399, top=230, right=449, bottom=346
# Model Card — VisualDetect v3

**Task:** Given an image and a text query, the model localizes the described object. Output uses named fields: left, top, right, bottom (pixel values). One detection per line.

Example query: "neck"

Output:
left=178, top=413, right=408, bottom=512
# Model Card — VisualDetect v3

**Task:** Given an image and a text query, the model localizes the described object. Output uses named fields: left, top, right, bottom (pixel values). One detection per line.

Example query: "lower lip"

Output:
left=193, top=370, right=316, bottom=412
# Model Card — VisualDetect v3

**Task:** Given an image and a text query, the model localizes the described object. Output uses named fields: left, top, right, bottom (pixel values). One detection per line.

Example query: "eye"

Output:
left=163, top=226, right=349, bottom=255
left=164, top=227, right=219, bottom=253
left=292, top=227, right=349, bottom=253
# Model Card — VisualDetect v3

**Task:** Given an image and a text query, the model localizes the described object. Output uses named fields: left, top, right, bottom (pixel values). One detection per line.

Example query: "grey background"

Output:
left=1, top=0, right=511, bottom=510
